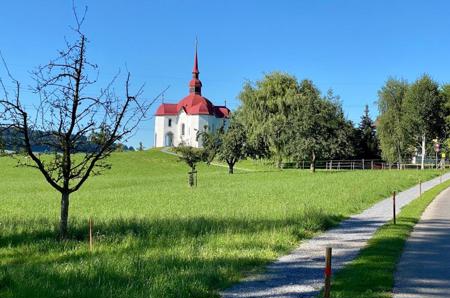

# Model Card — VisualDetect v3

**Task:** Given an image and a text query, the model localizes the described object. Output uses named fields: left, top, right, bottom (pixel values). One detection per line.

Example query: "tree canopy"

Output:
left=237, top=72, right=354, bottom=171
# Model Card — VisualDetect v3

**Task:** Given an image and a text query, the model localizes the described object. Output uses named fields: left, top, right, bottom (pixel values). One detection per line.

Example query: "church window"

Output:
left=168, top=119, right=172, bottom=127
left=182, top=123, right=185, bottom=136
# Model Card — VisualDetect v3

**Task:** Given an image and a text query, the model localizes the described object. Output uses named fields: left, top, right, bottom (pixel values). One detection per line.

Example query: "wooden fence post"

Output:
left=324, top=247, right=332, bottom=298
left=362, top=159, right=365, bottom=170
left=392, top=191, right=396, bottom=225
left=89, top=217, right=93, bottom=252
left=371, top=160, right=374, bottom=170
left=419, top=180, right=422, bottom=196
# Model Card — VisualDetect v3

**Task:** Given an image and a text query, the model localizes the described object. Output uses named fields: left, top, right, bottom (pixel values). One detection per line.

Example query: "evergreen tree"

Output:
left=355, top=105, right=380, bottom=159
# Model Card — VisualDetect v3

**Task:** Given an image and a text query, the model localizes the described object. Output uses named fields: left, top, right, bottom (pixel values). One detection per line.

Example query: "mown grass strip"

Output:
left=324, top=179, right=450, bottom=298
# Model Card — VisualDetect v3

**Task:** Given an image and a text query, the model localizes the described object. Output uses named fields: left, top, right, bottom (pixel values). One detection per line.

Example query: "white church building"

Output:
left=154, top=48, right=230, bottom=148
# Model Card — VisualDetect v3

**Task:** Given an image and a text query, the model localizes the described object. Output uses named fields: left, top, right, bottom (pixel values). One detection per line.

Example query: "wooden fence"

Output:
left=281, top=159, right=448, bottom=170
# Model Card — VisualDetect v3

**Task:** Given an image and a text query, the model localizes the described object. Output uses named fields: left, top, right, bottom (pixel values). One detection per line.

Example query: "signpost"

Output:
left=434, top=141, right=440, bottom=169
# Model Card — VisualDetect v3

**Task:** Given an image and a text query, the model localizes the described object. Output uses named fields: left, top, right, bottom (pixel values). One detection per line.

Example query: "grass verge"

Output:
left=325, top=178, right=450, bottom=298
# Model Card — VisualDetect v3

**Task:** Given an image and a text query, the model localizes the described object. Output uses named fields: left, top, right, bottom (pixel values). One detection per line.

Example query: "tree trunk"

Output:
left=277, top=155, right=282, bottom=169
left=310, top=152, right=316, bottom=173
left=421, top=134, right=426, bottom=170
left=188, top=171, right=194, bottom=187
left=59, top=192, right=70, bottom=239
left=228, top=162, right=234, bottom=174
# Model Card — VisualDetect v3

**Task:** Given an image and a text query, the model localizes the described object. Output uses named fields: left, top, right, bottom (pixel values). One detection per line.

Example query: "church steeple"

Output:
left=189, top=40, right=202, bottom=95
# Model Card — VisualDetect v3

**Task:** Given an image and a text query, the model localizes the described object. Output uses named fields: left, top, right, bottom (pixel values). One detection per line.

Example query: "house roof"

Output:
left=155, top=94, right=230, bottom=118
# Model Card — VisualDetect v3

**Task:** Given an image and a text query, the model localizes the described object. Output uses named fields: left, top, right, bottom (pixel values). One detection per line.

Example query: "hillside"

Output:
left=0, top=150, right=441, bottom=298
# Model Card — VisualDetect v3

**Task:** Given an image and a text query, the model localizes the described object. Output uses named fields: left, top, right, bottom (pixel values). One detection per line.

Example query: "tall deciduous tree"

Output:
left=238, top=72, right=299, bottom=166
left=377, top=78, right=409, bottom=163
left=403, top=75, right=445, bottom=169
left=288, top=83, right=354, bottom=172
left=0, top=11, right=158, bottom=239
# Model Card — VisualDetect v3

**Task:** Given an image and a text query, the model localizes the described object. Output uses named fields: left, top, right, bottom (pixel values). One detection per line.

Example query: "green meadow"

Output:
left=0, top=150, right=441, bottom=298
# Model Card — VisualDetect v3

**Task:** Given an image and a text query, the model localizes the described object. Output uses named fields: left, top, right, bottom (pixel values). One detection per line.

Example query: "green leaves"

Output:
left=377, top=75, right=447, bottom=163
left=238, top=73, right=354, bottom=168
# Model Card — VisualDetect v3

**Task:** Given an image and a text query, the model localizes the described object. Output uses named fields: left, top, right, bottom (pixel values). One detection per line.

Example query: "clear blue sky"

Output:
left=1, top=0, right=450, bottom=148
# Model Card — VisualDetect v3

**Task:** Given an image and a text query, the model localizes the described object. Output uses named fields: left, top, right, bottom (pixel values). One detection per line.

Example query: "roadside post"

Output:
left=392, top=191, right=396, bottom=225
left=419, top=180, right=422, bottom=196
left=89, top=217, right=93, bottom=252
left=324, top=247, right=332, bottom=298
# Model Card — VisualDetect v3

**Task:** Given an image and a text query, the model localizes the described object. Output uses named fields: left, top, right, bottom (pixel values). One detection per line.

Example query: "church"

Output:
left=154, top=47, right=230, bottom=148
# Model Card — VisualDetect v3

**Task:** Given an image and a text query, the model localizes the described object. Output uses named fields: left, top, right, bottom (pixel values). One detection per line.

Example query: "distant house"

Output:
left=154, top=47, right=230, bottom=148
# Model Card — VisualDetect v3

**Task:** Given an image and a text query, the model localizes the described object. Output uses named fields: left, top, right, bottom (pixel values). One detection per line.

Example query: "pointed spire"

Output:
left=192, top=37, right=199, bottom=76
left=189, top=37, right=202, bottom=95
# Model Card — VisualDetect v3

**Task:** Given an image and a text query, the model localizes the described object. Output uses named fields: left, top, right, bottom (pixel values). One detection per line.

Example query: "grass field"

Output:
left=0, top=150, right=441, bottom=298
left=326, top=177, right=450, bottom=298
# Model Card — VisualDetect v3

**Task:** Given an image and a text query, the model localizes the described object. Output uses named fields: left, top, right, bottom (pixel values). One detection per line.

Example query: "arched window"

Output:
left=168, top=119, right=172, bottom=127
left=181, top=123, right=185, bottom=136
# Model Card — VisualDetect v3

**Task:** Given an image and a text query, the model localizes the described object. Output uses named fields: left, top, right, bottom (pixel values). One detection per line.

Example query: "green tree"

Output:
left=216, top=120, right=247, bottom=174
left=403, top=75, right=445, bottom=169
left=288, top=84, right=354, bottom=172
left=238, top=72, right=300, bottom=166
left=174, top=145, right=205, bottom=187
left=355, top=105, right=380, bottom=159
left=377, top=78, right=409, bottom=163
left=138, top=142, right=144, bottom=151
left=199, top=125, right=224, bottom=165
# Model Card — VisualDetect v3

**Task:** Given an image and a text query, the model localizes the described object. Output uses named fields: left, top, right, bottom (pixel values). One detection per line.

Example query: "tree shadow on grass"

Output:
left=0, top=212, right=345, bottom=249
left=0, top=212, right=345, bottom=298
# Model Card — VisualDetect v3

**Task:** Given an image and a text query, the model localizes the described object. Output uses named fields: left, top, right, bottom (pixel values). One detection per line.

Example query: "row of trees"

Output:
left=176, top=72, right=380, bottom=177
left=377, top=75, right=449, bottom=168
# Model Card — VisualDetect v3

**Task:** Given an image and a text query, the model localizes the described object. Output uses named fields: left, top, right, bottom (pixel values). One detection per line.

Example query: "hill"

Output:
left=0, top=150, right=441, bottom=298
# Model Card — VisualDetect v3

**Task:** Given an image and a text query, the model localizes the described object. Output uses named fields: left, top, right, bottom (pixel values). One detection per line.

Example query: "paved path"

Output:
left=221, top=173, right=450, bottom=298
left=393, top=187, right=450, bottom=298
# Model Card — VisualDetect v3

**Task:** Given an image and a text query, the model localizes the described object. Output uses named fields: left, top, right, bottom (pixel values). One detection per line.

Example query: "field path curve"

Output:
left=221, top=172, right=450, bottom=298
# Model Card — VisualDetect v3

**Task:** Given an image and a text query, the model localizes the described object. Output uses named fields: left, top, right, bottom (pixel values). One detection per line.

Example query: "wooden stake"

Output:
left=419, top=180, right=422, bottom=196
left=324, top=247, right=332, bottom=298
left=89, top=217, right=93, bottom=252
left=392, top=191, right=396, bottom=225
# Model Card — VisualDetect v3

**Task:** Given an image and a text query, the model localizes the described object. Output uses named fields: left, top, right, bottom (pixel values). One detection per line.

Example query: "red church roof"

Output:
left=155, top=44, right=230, bottom=118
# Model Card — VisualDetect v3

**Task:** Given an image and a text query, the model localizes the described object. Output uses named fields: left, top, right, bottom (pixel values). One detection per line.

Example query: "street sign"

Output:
left=434, top=143, right=441, bottom=153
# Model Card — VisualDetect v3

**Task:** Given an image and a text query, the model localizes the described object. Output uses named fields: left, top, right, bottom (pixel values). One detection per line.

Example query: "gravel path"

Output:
left=221, top=173, right=450, bottom=298
left=393, top=186, right=450, bottom=298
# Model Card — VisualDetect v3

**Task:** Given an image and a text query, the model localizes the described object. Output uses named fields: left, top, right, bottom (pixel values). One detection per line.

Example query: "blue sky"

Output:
left=1, top=0, right=449, bottom=148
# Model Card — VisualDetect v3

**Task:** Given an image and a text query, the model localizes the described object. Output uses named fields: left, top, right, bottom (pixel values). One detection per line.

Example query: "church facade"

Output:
left=154, top=48, right=230, bottom=148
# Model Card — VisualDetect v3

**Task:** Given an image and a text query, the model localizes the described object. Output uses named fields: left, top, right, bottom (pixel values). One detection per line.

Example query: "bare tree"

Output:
left=0, top=8, right=162, bottom=239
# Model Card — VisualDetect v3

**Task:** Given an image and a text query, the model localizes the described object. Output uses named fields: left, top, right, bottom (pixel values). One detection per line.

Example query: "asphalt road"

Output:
left=393, top=187, right=450, bottom=298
